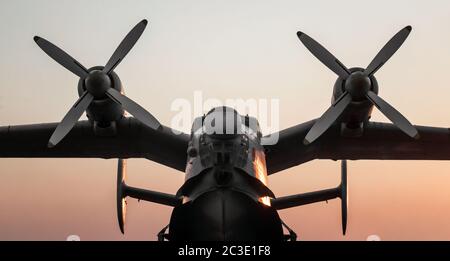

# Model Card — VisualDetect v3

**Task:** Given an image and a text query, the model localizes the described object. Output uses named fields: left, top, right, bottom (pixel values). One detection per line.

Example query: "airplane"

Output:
left=1, top=19, right=449, bottom=241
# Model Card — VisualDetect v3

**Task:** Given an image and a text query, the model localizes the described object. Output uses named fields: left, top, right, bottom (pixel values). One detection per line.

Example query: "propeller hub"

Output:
left=345, top=71, right=371, bottom=101
left=84, top=70, right=112, bottom=98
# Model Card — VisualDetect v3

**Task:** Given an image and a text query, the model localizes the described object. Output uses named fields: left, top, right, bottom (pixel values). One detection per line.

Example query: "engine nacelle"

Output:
left=77, top=66, right=125, bottom=127
left=332, top=67, right=379, bottom=137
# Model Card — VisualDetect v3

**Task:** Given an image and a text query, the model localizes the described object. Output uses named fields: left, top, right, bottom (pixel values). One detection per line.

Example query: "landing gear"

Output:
left=157, top=224, right=170, bottom=241
left=281, top=220, right=297, bottom=241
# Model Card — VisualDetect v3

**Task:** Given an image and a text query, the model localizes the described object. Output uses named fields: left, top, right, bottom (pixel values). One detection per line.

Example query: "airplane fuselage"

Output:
left=168, top=106, right=284, bottom=241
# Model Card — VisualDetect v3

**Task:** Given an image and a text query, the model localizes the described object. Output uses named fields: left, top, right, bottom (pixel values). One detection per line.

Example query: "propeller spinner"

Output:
left=298, top=26, right=419, bottom=145
left=34, top=19, right=161, bottom=147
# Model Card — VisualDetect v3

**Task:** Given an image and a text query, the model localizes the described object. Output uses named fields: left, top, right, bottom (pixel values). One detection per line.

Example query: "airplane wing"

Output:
left=0, top=117, right=189, bottom=172
left=265, top=120, right=450, bottom=175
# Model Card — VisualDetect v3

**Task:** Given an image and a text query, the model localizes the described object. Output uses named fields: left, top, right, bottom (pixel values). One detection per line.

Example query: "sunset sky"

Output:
left=1, top=0, right=450, bottom=240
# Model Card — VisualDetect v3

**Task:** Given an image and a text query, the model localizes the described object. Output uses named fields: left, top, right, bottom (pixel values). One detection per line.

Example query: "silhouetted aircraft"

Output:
left=1, top=20, right=449, bottom=241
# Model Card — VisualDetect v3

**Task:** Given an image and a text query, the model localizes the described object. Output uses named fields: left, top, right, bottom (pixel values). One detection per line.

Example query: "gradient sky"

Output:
left=1, top=0, right=450, bottom=240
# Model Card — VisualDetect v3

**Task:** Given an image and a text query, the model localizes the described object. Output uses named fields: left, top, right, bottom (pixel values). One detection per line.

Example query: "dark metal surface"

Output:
left=169, top=189, right=284, bottom=241
left=0, top=118, right=189, bottom=172
left=265, top=121, right=450, bottom=175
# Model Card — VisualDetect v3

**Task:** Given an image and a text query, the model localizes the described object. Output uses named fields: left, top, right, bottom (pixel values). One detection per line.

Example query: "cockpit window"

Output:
left=203, top=107, right=242, bottom=136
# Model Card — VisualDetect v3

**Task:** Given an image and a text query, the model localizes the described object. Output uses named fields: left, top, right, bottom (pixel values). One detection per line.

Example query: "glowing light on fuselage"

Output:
left=253, top=149, right=271, bottom=206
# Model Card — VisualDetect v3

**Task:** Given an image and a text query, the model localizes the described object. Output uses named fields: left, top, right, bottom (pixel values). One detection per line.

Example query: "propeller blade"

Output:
left=364, top=26, right=412, bottom=76
left=106, top=88, right=161, bottom=130
left=103, top=19, right=148, bottom=74
left=304, top=92, right=352, bottom=145
left=34, top=36, right=88, bottom=78
left=48, top=91, right=94, bottom=147
left=297, top=31, right=350, bottom=79
left=366, top=91, right=419, bottom=139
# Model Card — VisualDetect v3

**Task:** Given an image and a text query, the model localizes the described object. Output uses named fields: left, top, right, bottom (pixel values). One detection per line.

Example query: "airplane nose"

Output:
left=214, top=168, right=233, bottom=186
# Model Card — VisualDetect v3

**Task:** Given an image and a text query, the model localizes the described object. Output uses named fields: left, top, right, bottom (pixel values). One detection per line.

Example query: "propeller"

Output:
left=298, top=26, right=418, bottom=145
left=34, top=19, right=161, bottom=147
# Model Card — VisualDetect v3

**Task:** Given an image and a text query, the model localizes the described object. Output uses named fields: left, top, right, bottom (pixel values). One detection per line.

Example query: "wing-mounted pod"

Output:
left=116, top=159, right=181, bottom=234
left=340, top=160, right=348, bottom=235
left=271, top=160, right=348, bottom=235
left=117, top=158, right=127, bottom=233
